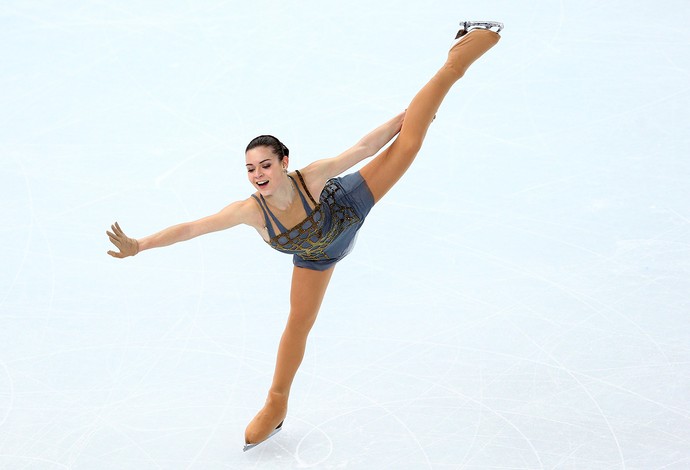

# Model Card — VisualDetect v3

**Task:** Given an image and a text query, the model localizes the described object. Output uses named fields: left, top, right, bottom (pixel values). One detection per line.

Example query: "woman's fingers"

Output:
left=107, top=222, right=137, bottom=258
left=106, top=231, right=121, bottom=246
left=112, top=223, right=123, bottom=237
left=106, top=228, right=126, bottom=254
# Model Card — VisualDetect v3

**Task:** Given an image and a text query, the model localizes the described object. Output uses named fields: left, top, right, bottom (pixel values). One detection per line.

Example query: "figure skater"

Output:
left=106, top=20, right=503, bottom=450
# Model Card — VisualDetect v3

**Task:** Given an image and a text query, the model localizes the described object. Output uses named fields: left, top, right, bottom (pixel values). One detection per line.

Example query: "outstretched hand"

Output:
left=107, top=222, right=139, bottom=258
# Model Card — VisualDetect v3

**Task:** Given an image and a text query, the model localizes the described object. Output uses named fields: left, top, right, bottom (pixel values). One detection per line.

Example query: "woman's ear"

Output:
left=282, top=156, right=289, bottom=172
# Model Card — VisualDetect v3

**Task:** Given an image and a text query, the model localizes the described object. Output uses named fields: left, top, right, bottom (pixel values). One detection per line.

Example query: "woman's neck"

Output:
left=266, top=174, right=295, bottom=211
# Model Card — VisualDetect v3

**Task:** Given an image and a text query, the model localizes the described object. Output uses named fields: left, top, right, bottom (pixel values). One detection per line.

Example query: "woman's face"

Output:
left=245, top=146, right=287, bottom=196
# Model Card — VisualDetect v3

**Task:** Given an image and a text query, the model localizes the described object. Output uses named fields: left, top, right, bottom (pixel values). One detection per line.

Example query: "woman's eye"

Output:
left=262, top=165, right=271, bottom=169
left=247, top=168, right=255, bottom=173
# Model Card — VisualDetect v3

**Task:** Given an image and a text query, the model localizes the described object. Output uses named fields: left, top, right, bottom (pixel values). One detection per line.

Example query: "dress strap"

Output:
left=251, top=194, right=283, bottom=238
left=288, top=174, right=313, bottom=214
left=259, top=193, right=289, bottom=234
left=295, top=170, right=318, bottom=206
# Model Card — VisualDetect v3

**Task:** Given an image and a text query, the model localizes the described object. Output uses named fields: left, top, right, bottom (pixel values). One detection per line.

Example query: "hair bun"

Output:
left=245, top=135, right=289, bottom=161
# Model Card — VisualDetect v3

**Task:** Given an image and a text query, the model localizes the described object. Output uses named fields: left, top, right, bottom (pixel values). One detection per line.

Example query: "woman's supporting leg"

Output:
left=360, top=29, right=500, bottom=203
left=244, top=265, right=335, bottom=445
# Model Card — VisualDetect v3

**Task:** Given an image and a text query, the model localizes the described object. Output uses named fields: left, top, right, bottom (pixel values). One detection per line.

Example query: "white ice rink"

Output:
left=2, top=1, right=690, bottom=468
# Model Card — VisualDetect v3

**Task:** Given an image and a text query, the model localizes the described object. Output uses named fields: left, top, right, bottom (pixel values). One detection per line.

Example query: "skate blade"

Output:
left=462, top=20, right=504, bottom=34
left=243, top=421, right=284, bottom=452
left=452, top=20, right=504, bottom=48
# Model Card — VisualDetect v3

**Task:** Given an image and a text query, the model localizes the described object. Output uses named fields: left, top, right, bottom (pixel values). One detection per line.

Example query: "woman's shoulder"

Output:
left=292, top=167, right=325, bottom=202
left=234, top=195, right=265, bottom=228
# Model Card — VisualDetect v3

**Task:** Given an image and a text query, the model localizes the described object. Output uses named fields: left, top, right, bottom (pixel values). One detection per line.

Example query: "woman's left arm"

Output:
left=302, top=111, right=405, bottom=185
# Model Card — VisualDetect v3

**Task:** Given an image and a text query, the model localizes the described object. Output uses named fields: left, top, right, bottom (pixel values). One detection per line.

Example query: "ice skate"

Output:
left=445, top=20, right=502, bottom=78
left=243, top=390, right=288, bottom=451
left=243, top=420, right=284, bottom=452
left=452, top=20, right=504, bottom=49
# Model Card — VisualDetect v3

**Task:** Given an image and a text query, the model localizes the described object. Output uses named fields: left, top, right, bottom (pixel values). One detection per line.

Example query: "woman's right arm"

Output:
left=107, top=199, right=256, bottom=259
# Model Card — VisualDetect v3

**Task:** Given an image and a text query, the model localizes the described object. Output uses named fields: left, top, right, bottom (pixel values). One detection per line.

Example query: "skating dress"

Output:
left=251, top=170, right=374, bottom=271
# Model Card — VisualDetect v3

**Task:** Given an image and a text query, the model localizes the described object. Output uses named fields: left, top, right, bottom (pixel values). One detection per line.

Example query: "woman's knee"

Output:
left=286, top=308, right=318, bottom=336
left=392, top=138, right=422, bottom=162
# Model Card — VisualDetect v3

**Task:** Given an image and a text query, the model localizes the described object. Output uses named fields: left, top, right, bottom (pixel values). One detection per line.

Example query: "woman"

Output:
left=106, top=20, right=503, bottom=450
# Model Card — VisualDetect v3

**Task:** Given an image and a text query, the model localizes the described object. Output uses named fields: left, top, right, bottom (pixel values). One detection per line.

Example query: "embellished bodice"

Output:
left=251, top=170, right=362, bottom=261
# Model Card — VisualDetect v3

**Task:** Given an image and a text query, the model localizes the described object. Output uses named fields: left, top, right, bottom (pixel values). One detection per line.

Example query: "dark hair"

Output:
left=245, top=135, right=289, bottom=161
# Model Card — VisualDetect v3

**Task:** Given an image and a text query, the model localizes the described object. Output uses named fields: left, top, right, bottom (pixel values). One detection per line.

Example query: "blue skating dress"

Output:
left=251, top=170, right=374, bottom=271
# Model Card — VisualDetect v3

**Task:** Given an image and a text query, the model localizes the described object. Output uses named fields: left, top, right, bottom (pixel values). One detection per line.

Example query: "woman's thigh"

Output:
left=287, top=265, right=335, bottom=332
left=359, top=138, right=417, bottom=204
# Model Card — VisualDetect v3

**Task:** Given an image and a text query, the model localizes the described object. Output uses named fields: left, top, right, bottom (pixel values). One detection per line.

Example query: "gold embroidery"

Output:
left=268, top=178, right=360, bottom=260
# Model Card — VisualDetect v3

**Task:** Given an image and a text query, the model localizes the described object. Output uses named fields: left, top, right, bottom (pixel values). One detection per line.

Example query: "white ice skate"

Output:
left=452, top=20, right=504, bottom=48
left=242, top=420, right=284, bottom=452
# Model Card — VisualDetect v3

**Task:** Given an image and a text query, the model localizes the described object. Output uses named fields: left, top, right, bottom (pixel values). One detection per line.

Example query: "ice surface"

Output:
left=1, top=1, right=689, bottom=468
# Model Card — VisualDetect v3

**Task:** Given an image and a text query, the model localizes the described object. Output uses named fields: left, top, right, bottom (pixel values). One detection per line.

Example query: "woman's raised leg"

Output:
left=360, top=28, right=501, bottom=203
left=244, top=265, right=335, bottom=446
